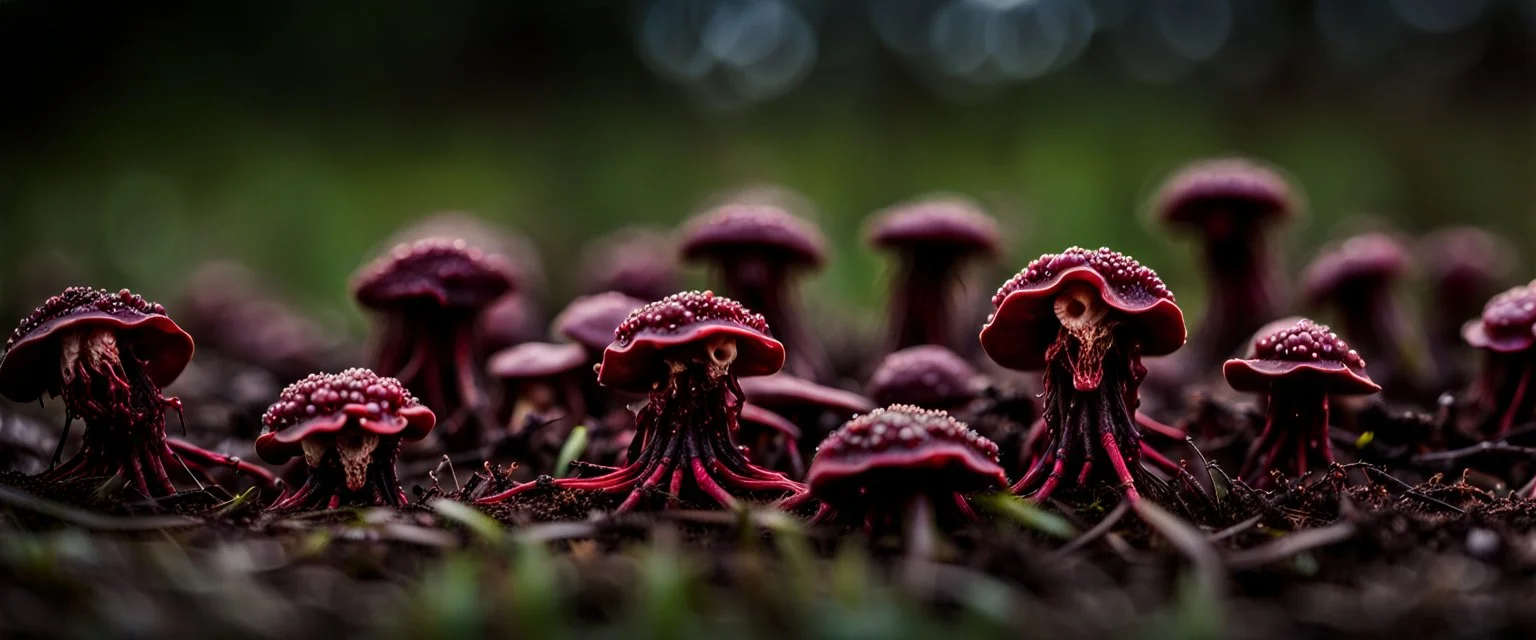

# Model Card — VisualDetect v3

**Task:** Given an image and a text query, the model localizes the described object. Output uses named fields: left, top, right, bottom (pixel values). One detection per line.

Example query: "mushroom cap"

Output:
left=738, top=372, right=876, bottom=415
left=807, top=405, right=1006, bottom=498
left=678, top=204, right=827, bottom=269
left=488, top=341, right=587, bottom=380
left=866, top=345, right=981, bottom=409
left=0, top=287, right=194, bottom=403
left=1463, top=283, right=1536, bottom=353
left=597, top=291, right=785, bottom=393
left=739, top=402, right=801, bottom=440
left=1301, top=233, right=1409, bottom=303
left=552, top=292, right=649, bottom=352
left=1417, top=226, right=1516, bottom=287
left=353, top=238, right=516, bottom=311
left=579, top=228, right=680, bottom=301
left=1154, top=157, right=1296, bottom=229
left=1223, top=318, right=1379, bottom=395
left=255, top=368, right=436, bottom=464
left=385, top=211, right=545, bottom=293
left=865, top=196, right=1001, bottom=256
left=979, top=247, right=1186, bottom=371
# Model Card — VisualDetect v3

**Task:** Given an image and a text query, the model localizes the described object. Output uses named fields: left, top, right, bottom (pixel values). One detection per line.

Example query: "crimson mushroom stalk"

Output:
left=353, top=238, right=515, bottom=452
left=0, top=287, right=277, bottom=498
left=1302, top=233, right=1418, bottom=393
left=679, top=204, right=833, bottom=382
left=1463, top=282, right=1536, bottom=437
left=1153, top=157, right=1294, bottom=369
left=1419, top=227, right=1516, bottom=391
left=980, top=247, right=1186, bottom=503
left=487, top=341, right=588, bottom=472
left=866, top=197, right=1000, bottom=355
left=1224, top=319, right=1380, bottom=488
left=257, top=369, right=435, bottom=510
left=476, top=291, right=806, bottom=511
left=789, top=405, right=1006, bottom=538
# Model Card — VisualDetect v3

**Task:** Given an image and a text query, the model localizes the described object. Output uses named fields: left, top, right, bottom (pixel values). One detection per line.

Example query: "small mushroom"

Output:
left=0, top=287, right=276, bottom=498
left=353, top=238, right=515, bottom=452
left=1224, top=318, right=1379, bottom=488
left=1301, top=232, right=1419, bottom=393
left=487, top=341, right=588, bottom=472
left=1463, top=282, right=1536, bottom=437
left=477, top=291, right=805, bottom=511
left=178, top=261, right=341, bottom=383
left=866, top=196, right=1001, bottom=355
left=797, top=405, right=1006, bottom=540
left=1153, top=157, right=1294, bottom=370
left=679, top=204, right=833, bottom=382
left=1418, top=227, right=1517, bottom=391
left=551, top=292, right=649, bottom=463
left=578, top=227, right=680, bottom=302
left=256, top=368, right=436, bottom=510
left=980, top=247, right=1186, bottom=503
left=866, top=345, right=983, bottom=412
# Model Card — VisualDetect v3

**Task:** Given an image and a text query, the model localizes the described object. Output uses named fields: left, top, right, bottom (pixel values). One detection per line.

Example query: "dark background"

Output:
left=2, top=0, right=1533, bottom=333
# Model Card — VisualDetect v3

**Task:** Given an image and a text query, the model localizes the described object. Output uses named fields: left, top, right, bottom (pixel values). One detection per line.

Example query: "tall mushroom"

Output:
left=1463, top=282, right=1536, bottom=437
left=866, top=196, right=1001, bottom=355
left=487, top=341, right=588, bottom=473
left=1152, top=157, right=1294, bottom=370
left=980, top=247, right=1186, bottom=503
left=1301, top=233, right=1418, bottom=393
left=0, top=287, right=276, bottom=498
left=476, top=291, right=805, bottom=511
left=256, top=368, right=435, bottom=510
left=1418, top=227, right=1516, bottom=391
left=1224, top=318, right=1380, bottom=488
left=678, top=204, right=832, bottom=382
left=794, top=405, right=1007, bottom=537
left=353, top=238, right=515, bottom=452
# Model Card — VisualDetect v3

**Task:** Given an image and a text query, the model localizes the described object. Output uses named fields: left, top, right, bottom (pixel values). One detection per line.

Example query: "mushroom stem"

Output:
left=275, top=439, right=407, bottom=510
left=888, top=253, right=966, bottom=352
left=476, top=350, right=802, bottom=510
left=718, top=256, right=830, bottom=382
left=903, top=492, right=937, bottom=561
left=1196, top=231, right=1279, bottom=362
left=1013, top=328, right=1160, bottom=502
left=1476, top=352, right=1536, bottom=438
left=1239, top=385, right=1331, bottom=488
left=1333, top=285, right=1416, bottom=392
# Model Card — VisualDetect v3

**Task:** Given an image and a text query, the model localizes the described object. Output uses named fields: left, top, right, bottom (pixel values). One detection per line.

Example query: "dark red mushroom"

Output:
left=738, top=372, right=876, bottom=471
left=579, top=228, right=680, bottom=302
left=1419, top=227, right=1517, bottom=391
left=1224, top=318, right=1379, bottom=488
left=679, top=204, right=833, bottom=382
left=353, top=238, right=515, bottom=452
left=980, top=247, right=1186, bottom=503
left=1464, top=282, right=1536, bottom=437
left=790, top=405, right=1006, bottom=538
left=1153, top=157, right=1294, bottom=368
left=551, top=292, right=649, bottom=462
left=866, top=197, right=1001, bottom=355
left=257, top=368, right=435, bottom=510
left=476, top=291, right=805, bottom=511
left=487, top=341, right=588, bottom=472
left=1301, top=232, right=1418, bottom=393
left=0, top=287, right=277, bottom=498
left=866, top=345, right=982, bottom=411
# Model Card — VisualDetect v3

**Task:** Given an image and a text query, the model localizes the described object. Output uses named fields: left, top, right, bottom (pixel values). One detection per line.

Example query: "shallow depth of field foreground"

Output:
left=6, top=2, right=1536, bottom=639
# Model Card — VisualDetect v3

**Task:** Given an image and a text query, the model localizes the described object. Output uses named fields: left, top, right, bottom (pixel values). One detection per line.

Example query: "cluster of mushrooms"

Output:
left=4, top=157, right=1535, bottom=540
